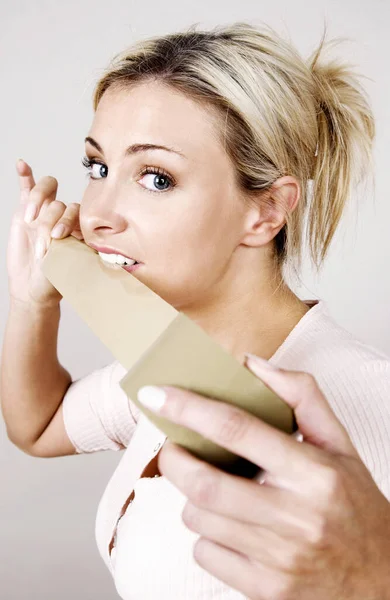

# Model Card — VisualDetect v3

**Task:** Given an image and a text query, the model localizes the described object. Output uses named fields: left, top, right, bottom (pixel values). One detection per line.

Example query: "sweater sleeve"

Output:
left=62, top=360, right=140, bottom=453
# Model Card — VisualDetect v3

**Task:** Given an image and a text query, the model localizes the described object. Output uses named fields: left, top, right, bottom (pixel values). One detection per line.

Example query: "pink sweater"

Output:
left=62, top=299, right=390, bottom=600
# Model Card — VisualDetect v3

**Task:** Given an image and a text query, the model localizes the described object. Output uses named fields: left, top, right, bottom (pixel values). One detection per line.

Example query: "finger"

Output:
left=244, top=354, right=357, bottom=457
left=34, top=200, right=68, bottom=259
left=70, top=229, right=84, bottom=241
left=50, top=203, right=81, bottom=238
left=182, top=501, right=298, bottom=572
left=16, top=159, right=36, bottom=206
left=159, top=442, right=315, bottom=537
left=139, top=385, right=323, bottom=481
left=23, top=175, right=58, bottom=224
left=36, top=199, right=67, bottom=229
left=192, top=537, right=283, bottom=600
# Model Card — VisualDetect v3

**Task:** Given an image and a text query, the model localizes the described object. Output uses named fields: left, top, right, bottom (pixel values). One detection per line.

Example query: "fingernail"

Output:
left=244, top=353, right=280, bottom=372
left=138, top=386, right=166, bottom=412
left=35, top=237, right=47, bottom=260
left=24, top=204, right=38, bottom=223
left=51, top=224, right=65, bottom=238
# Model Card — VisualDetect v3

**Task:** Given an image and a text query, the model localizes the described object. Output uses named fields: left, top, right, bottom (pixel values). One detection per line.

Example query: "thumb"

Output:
left=244, top=353, right=357, bottom=457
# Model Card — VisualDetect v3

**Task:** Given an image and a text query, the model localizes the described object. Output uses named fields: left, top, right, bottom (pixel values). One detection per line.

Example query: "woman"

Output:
left=2, top=20, right=389, bottom=600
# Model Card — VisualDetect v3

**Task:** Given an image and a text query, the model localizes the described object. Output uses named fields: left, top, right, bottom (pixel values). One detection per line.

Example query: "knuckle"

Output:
left=41, top=175, right=58, bottom=188
left=296, top=372, right=318, bottom=394
left=309, top=464, right=345, bottom=515
left=305, top=513, right=329, bottom=547
left=275, top=546, right=300, bottom=574
left=56, top=216, right=72, bottom=228
left=67, top=202, right=80, bottom=211
left=188, top=467, right=218, bottom=508
left=51, top=199, right=66, bottom=210
left=168, top=393, right=187, bottom=423
left=30, top=176, right=58, bottom=202
left=29, top=191, right=52, bottom=208
left=37, top=201, right=65, bottom=225
left=193, top=537, right=207, bottom=566
left=217, top=408, right=249, bottom=445
left=181, top=503, right=201, bottom=532
left=319, top=464, right=341, bottom=498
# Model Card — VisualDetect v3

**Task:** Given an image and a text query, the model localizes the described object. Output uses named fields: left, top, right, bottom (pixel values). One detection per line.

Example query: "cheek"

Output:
left=147, top=202, right=237, bottom=290
left=134, top=186, right=243, bottom=305
left=150, top=203, right=232, bottom=267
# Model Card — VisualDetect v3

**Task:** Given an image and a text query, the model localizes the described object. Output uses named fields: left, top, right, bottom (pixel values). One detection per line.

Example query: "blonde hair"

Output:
left=92, top=21, right=376, bottom=275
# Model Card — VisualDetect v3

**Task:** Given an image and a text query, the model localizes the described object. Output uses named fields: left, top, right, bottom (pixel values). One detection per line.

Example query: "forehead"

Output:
left=89, top=82, right=224, bottom=161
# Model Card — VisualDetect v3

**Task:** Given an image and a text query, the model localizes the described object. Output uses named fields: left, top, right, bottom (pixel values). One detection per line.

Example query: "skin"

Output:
left=14, top=81, right=389, bottom=597
left=79, top=81, right=310, bottom=363
left=136, top=357, right=390, bottom=600
left=81, top=82, right=390, bottom=598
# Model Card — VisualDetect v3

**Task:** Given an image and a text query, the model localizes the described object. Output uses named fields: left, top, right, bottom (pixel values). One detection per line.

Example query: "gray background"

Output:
left=1, top=1, right=389, bottom=598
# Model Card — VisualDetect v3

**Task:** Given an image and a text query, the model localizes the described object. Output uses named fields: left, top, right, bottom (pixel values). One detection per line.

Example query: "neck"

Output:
left=181, top=253, right=310, bottom=365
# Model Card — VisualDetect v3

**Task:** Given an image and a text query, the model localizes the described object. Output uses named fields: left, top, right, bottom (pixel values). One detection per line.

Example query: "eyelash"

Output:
left=81, top=156, right=176, bottom=194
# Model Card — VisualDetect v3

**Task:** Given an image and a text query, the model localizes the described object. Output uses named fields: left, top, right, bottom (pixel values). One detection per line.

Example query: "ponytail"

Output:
left=306, top=26, right=376, bottom=268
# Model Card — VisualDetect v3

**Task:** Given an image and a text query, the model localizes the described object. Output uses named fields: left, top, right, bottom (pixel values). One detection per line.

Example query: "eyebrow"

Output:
left=84, top=136, right=187, bottom=159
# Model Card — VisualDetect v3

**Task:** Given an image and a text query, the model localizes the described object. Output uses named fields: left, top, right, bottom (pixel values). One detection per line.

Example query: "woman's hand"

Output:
left=7, top=159, right=83, bottom=309
left=137, top=355, right=390, bottom=600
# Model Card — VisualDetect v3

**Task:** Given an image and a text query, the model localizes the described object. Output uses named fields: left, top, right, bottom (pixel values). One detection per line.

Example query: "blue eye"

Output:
left=81, top=156, right=176, bottom=193
left=81, top=156, right=107, bottom=180
left=139, top=167, right=175, bottom=193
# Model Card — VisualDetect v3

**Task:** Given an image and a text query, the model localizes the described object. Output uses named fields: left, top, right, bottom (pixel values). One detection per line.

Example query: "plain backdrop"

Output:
left=1, top=1, right=389, bottom=598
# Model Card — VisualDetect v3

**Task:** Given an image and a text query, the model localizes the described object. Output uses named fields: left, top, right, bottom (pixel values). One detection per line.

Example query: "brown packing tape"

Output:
left=42, top=237, right=296, bottom=478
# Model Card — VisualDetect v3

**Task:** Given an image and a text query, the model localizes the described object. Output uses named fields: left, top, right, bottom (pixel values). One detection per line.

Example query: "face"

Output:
left=80, top=82, right=249, bottom=310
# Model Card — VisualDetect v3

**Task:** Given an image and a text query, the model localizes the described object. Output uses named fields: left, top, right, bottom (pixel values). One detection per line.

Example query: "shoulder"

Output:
left=276, top=300, right=390, bottom=412
left=275, top=300, right=390, bottom=376
left=275, top=300, right=390, bottom=494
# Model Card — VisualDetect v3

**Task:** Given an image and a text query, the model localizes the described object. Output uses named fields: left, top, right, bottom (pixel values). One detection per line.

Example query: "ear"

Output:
left=240, top=176, right=300, bottom=248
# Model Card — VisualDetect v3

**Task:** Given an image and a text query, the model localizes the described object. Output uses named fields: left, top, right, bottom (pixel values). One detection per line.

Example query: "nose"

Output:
left=80, top=193, right=128, bottom=242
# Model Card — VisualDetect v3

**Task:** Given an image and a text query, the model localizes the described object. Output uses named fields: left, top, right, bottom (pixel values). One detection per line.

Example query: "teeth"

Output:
left=98, top=251, right=136, bottom=266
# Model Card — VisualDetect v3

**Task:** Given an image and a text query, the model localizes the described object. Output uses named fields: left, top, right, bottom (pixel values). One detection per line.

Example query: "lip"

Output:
left=121, top=263, right=143, bottom=273
left=87, top=242, right=142, bottom=265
